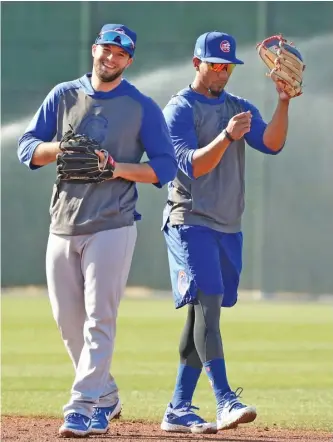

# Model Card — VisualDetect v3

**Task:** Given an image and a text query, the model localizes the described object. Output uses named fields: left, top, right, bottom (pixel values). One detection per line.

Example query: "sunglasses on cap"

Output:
left=207, top=62, right=236, bottom=74
left=96, top=30, right=135, bottom=51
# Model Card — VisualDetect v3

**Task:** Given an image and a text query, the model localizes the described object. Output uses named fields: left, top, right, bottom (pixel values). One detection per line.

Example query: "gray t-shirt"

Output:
left=18, top=75, right=177, bottom=235
left=162, top=86, right=279, bottom=233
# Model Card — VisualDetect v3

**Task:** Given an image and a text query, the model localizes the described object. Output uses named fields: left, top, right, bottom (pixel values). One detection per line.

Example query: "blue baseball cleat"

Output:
left=89, top=399, right=122, bottom=434
left=59, top=412, right=91, bottom=438
left=161, top=401, right=217, bottom=434
left=217, top=388, right=257, bottom=430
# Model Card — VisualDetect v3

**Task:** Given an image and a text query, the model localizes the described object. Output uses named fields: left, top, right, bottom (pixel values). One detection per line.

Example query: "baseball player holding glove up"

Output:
left=160, top=31, right=304, bottom=433
left=18, top=23, right=177, bottom=438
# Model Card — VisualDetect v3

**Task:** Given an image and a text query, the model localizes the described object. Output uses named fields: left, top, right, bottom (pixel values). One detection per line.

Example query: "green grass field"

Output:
left=2, top=295, right=333, bottom=431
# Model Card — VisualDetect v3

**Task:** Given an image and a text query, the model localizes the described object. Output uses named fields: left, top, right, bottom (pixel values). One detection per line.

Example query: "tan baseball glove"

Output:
left=256, top=34, right=305, bottom=98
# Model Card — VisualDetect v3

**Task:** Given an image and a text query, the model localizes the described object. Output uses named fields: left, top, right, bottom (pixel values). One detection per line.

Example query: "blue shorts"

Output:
left=163, top=223, right=243, bottom=309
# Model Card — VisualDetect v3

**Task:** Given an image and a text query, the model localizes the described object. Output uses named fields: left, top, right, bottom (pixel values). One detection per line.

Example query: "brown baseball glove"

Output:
left=256, top=34, right=305, bottom=98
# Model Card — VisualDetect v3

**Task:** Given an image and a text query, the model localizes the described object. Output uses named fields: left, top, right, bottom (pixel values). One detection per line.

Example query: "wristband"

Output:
left=223, top=129, right=234, bottom=142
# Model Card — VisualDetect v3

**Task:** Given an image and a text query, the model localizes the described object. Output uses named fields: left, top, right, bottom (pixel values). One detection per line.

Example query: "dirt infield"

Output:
left=1, top=417, right=332, bottom=442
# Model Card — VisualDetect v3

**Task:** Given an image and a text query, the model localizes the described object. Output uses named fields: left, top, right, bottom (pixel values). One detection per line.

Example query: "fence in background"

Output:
left=2, top=2, right=333, bottom=295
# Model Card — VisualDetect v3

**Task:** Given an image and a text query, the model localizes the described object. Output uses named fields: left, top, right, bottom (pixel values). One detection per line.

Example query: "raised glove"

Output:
left=56, top=126, right=115, bottom=184
left=256, top=34, right=305, bottom=98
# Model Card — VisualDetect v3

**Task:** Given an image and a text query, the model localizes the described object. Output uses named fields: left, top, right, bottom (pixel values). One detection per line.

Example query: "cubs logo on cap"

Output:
left=220, top=40, right=231, bottom=52
left=194, top=31, right=244, bottom=64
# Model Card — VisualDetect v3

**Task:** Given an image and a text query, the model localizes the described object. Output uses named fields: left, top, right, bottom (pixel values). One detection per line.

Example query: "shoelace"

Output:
left=219, top=387, right=245, bottom=411
left=232, top=387, right=244, bottom=400
left=177, top=403, right=200, bottom=414
left=92, top=407, right=104, bottom=418
left=65, top=413, right=85, bottom=422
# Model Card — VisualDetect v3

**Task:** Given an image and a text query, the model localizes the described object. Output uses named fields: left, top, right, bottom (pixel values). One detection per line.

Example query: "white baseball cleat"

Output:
left=217, top=388, right=257, bottom=431
left=161, top=401, right=217, bottom=434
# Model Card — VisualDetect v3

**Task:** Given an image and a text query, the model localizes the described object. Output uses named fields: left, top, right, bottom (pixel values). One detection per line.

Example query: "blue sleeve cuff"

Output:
left=163, top=99, right=198, bottom=180
left=246, top=134, right=285, bottom=155
left=17, top=85, right=60, bottom=169
left=17, top=137, right=43, bottom=169
left=242, top=99, right=284, bottom=155
left=181, top=148, right=196, bottom=180
left=139, top=97, right=178, bottom=188
left=147, top=154, right=178, bottom=188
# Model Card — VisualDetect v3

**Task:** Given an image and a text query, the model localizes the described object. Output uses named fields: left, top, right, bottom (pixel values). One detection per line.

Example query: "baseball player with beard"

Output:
left=18, top=24, right=177, bottom=438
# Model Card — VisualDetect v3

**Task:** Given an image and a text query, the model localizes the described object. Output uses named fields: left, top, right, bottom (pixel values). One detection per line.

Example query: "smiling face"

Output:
left=193, top=57, right=234, bottom=97
left=92, top=44, right=133, bottom=83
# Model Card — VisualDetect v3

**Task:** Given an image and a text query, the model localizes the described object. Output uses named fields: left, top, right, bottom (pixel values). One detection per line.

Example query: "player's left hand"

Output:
left=257, top=34, right=305, bottom=99
left=95, top=150, right=119, bottom=179
left=276, top=82, right=291, bottom=102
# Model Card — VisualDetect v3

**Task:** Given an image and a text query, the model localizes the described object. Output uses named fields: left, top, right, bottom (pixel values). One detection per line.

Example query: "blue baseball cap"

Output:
left=95, top=24, right=137, bottom=57
left=194, top=31, right=244, bottom=64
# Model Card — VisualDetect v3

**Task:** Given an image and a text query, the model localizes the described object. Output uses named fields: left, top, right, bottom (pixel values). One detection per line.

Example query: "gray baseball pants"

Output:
left=46, top=225, right=137, bottom=418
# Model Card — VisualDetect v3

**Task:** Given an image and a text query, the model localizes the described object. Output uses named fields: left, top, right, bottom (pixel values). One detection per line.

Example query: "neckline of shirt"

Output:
left=188, top=84, right=226, bottom=103
left=80, top=73, right=130, bottom=98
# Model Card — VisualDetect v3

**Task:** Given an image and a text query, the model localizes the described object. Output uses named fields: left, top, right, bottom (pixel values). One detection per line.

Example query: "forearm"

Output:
left=263, top=99, right=289, bottom=151
left=113, top=162, right=159, bottom=183
left=192, top=133, right=231, bottom=178
left=31, top=142, right=61, bottom=166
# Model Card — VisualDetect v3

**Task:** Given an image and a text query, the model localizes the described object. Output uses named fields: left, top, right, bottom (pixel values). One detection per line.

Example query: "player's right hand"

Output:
left=225, top=111, right=252, bottom=140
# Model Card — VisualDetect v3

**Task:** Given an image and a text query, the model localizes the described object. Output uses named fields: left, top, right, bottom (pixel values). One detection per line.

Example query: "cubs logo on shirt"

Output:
left=220, top=40, right=231, bottom=52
